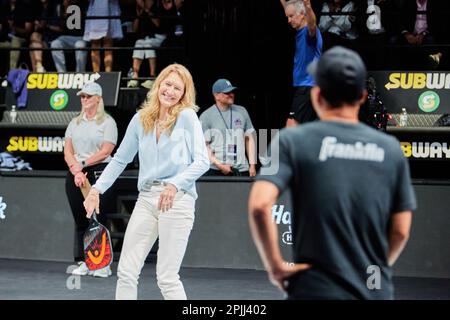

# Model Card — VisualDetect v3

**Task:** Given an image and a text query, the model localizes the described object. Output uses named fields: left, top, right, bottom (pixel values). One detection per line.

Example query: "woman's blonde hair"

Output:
left=75, top=96, right=107, bottom=125
left=139, top=63, right=198, bottom=134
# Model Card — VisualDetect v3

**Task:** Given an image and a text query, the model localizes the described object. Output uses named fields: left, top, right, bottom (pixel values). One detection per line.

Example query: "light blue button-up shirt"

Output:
left=93, top=108, right=209, bottom=199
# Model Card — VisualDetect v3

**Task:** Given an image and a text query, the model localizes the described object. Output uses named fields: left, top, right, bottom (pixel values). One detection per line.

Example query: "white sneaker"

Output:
left=71, top=262, right=94, bottom=276
left=36, top=65, right=46, bottom=73
left=92, top=265, right=112, bottom=278
left=127, top=79, right=139, bottom=88
left=141, top=79, right=154, bottom=89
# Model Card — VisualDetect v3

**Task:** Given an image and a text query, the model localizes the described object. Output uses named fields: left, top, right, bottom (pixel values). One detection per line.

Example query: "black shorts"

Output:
left=289, top=86, right=317, bottom=123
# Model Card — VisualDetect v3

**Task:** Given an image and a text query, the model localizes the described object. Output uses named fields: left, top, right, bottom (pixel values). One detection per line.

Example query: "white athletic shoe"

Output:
left=36, top=65, right=46, bottom=73
left=127, top=79, right=139, bottom=88
left=71, top=262, right=93, bottom=276
left=92, top=265, right=112, bottom=278
left=141, top=79, right=154, bottom=89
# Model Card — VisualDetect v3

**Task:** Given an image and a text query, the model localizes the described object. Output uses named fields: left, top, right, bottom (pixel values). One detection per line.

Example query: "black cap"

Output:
left=307, top=46, right=366, bottom=104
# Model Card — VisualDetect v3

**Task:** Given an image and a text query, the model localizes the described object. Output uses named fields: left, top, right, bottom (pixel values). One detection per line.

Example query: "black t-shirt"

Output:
left=36, top=1, right=62, bottom=41
left=158, top=3, right=178, bottom=36
left=257, top=121, right=417, bottom=299
left=6, top=0, right=34, bottom=39
left=136, top=5, right=159, bottom=39
left=136, top=3, right=180, bottom=38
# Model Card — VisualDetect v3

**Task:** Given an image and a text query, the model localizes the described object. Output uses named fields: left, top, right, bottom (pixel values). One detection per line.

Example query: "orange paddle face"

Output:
left=83, top=213, right=113, bottom=271
left=79, top=175, right=113, bottom=270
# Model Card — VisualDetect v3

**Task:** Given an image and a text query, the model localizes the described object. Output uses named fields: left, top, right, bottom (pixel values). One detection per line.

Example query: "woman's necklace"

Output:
left=156, top=118, right=166, bottom=130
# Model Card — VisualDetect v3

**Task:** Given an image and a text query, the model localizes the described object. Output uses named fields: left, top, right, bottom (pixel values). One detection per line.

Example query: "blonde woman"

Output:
left=84, top=64, right=209, bottom=300
left=64, top=81, right=118, bottom=278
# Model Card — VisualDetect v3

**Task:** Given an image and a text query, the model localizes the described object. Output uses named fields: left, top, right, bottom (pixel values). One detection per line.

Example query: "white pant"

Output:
left=132, top=34, right=166, bottom=59
left=50, top=36, right=87, bottom=72
left=115, top=185, right=195, bottom=300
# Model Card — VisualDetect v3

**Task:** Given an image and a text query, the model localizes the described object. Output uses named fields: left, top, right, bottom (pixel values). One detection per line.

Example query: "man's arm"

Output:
left=248, top=181, right=284, bottom=276
left=387, top=211, right=412, bottom=266
left=205, top=142, right=232, bottom=175
left=200, top=117, right=233, bottom=175
left=248, top=181, right=311, bottom=290
left=245, top=132, right=257, bottom=177
left=279, top=0, right=287, bottom=9
left=304, top=0, right=317, bottom=37
left=13, top=21, right=33, bottom=38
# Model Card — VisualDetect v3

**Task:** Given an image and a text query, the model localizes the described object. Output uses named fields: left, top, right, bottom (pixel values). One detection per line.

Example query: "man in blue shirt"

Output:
left=281, top=0, right=322, bottom=127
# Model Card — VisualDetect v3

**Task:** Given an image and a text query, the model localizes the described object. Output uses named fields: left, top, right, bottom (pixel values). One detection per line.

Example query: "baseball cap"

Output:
left=307, top=46, right=366, bottom=104
left=77, top=82, right=102, bottom=97
left=212, top=79, right=237, bottom=94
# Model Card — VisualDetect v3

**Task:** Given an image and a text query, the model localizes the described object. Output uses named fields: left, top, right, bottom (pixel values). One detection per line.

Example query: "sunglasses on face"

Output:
left=222, top=91, right=234, bottom=96
left=80, top=94, right=93, bottom=100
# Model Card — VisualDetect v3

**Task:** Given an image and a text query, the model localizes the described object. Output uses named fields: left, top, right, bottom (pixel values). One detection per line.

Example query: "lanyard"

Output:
left=215, top=105, right=232, bottom=130
left=215, top=105, right=235, bottom=163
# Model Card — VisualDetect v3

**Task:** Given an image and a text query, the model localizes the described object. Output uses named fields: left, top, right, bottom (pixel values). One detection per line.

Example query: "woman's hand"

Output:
left=158, top=183, right=178, bottom=212
left=83, top=188, right=100, bottom=218
left=74, top=171, right=87, bottom=187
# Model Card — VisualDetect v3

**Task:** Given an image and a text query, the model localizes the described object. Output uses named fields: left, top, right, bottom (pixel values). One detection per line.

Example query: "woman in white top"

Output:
left=64, top=81, right=118, bottom=278
left=84, top=64, right=209, bottom=300
left=83, top=0, right=123, bottom=72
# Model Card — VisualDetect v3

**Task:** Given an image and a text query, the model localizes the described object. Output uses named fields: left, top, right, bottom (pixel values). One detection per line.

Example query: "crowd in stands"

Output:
left=309, top=0, right=448, bottom=70
left=0, top=0, right=185, bottom=86
left=0, top=0, right=448, bottom=81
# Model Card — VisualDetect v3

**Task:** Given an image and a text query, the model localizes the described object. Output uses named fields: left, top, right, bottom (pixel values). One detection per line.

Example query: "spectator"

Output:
left=127, top=0, right=178, bottom=89
left=29, top=0, right=62, bottom=72
left=51, top=0, right=88, bottom=72
left=318, top=0, right=359, bottom=50
left=84, top=0, right=123, bottom=72
left=0, top=0, right=34, bottom=71
left=200, top=79, right=257, bottom=177
left=160, top=0, right=184, bottom=39
left=127, top=0, right=161, bottom=88
left=158, top=0, right=187, bottom=69
left=390, top=0, right=445, bottom=69
left=397, top=0, right=440, bottom=46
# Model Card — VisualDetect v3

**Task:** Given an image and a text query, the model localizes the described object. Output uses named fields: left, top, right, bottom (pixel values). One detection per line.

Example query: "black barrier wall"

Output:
left=0, top=174, right=449, bottom=279
left=183, top=181, right=293, bottom=270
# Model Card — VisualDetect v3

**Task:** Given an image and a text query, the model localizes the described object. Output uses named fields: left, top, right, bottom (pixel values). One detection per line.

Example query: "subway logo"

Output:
left=27, top=73, right=100, bottom=90
left=385, top=73, right=450, bottom=90
left=7, top=136, right=65, bottom=153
